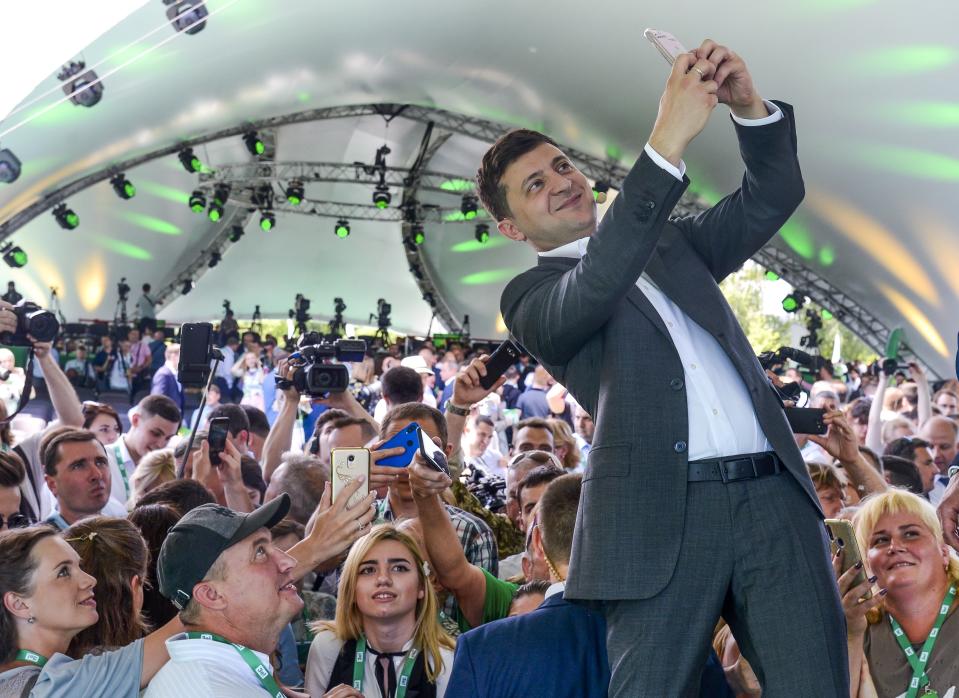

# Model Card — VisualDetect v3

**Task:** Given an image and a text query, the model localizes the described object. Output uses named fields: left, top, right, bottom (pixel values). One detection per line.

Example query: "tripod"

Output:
left=114, top=293, right=129, bottom=327
left=250, top=305, right=263, bottom=336
left=48, top=287, right=67, bottom=325
left=328, top=312, right=345, bottom=338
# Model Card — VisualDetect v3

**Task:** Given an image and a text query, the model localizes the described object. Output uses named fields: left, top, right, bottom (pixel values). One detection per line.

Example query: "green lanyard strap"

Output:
left=889, top=584, right=956, bottom=698
left=353, top=635, right=419, bottom=698
left=184, top=632, right=282, bottom=698
left=113, top=445, right=131, bottom=500
left=15, top=650, right=47, bottom=667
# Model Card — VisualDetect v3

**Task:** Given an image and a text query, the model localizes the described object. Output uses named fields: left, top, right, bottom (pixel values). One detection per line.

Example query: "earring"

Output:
left=26, top=616, right=35, bottom=624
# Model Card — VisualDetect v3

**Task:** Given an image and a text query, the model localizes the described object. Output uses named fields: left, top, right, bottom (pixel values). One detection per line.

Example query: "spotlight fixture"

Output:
left=781, top=291, right=806, bottom=314
left=334, top=219, right=350, bottom=238
left=188, top=189, right=206, bottom=213
left=372, top=182, right=391, bottom=209
left=178, top=148, right=202, bottom=174
left=285, top=180, right=304, bottom=206
left=110, top=173, right=135, bottom=200
left=181, top=279, right=195, bottom=295
left=243, top=131, right=265, bottom=157
left=53, top=203, right=79, bottom=230
left=163, top=0, right=208, bottom=35
left=592, top=180, right=610, bottom=203
left=474, top=223, right=490, bottom=244
left=57, top=61, right=103, bottom=108
left=0, top=242, right=27, bottom=268
left=460, top=195, right=478, bottom=220
left=208, top=184, right=230, bottom=221
left=259, top=211, right=275, bottom=231
left=411, top=223, right=425, bottom=245
left=0, top=148, right=22, bottom=184
left=208, top=252, right=222, bottom=268
left=229, top=225, right=245, bottom=243
left=764, top=270, right=780, bottom=281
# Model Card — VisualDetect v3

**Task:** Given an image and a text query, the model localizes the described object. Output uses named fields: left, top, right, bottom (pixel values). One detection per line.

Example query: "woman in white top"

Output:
left=306, top=524, right=455, bottom=697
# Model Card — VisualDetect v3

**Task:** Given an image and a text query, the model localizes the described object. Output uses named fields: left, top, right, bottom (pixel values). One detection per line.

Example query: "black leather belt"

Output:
left=687, top=451, right=784, bottom=483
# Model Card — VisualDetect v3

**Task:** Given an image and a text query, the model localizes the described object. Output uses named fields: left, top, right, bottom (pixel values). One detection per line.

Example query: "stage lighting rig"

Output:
left=243, top=131, right=265, bottom=157
left=474, top=223, right=489, bottom=244
left=110, top=173, right=136, bottom=199
left=260, top=211, right=276, bottom=231
left=781, top=291, right=806, bottom=314
left=181, top=279, right=195, bottom=295
left=178, top=148, right=202, bottom=174
left=189, top=190, right=206, bottom=213
left=208, top=252, right=222, bottom=268
left=461, top=195, right=478, bottom=220
left=0, top=242, right=27, bottom=268
left=373, top=182, right=391, bottom=209
left=208, top=184, right=230, bottom=221
left=334, top=219, right=350, bottom=238
left=0, top=149, right=22, bottom=184
left=411, top=224, right=425, bottom=245
left=164, top=0, right=209, bottom=35
left=286, top=181, right=304, bottom=205
left=229, top=225, right=245, bottom=242
left=53, top=203, right=79, bottom=230
left=57, top=61, right=103, bottom=108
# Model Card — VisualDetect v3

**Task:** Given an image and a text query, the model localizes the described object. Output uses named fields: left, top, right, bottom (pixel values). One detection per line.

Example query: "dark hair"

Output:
left=0, top=527, right=60, bottom=663
left=208, top=404, right=250, bottom=437
left=173, top=430, right=206, bottom=460
left=517, top=464, right=565, bottom=507
left=43, top=429, right=103, bottom=477
left=849, top=397, right=872, bottom=424
left=272, top=455, right=327, bottom=525
left=517, top=417, right=552, bottom=433
left=240, top=456, right=266, bottom=505
left=240, top=405, right=270, bottom=438
left=64, top=517, right=149, bottom=656
left=135, top=478, right=216, bottom=514
left=271, top=517, right=306, bottom=544
left=313, top=409, right=350, bottom=438
left=381, top=366, right=424, bottom=406
left=513, top=579, right=551, bottom=601
left=328, top=416, right=377, bottom=445
left=0, top=403, right=11, bottom=447
left=142, top=283, right=151, bottom=292
left=381, top=403, right=449, bottom=447
left=473, top=415, right=495, bottom=429
left=537, top=473, right=582, bottom=566
left=0, top=451, right=25, bottom=488
left=881, top=456, right=924, bottom=495
left=128, top=504, right=181, bottom=628
left=82, top=402, right=122, bottom=433
left=476, top=129, right=560, bottom=221
left=859, top=445, right=882, bottom=473
left=884, top=437, right=932, bottom=462
left=137, top=394, right=182, bottom=425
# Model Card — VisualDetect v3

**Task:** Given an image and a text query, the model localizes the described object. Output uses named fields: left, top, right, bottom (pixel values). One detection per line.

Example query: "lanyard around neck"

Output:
left=353, top=635, right=419, bottom=698
left=888, top=584, right=956, bottom=698
left=183, top=632, right=282, bottom=698
left=15, top=650, right=47, bottom=667
left=113, top=445, right=131, bottom=500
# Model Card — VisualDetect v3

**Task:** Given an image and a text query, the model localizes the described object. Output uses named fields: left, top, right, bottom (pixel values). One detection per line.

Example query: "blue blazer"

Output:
left=150, top=365, right=183, bottom=413
left=445, top=593, right=734, bottom=698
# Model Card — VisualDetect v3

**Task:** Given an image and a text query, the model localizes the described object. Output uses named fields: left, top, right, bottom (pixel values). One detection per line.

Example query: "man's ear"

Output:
left=497, top=218, right=527, bottom=243
left=44, top=473, right=58, bottom=497
left=192, top=580, right=227, bottom=612
left=530, top=523, right=546, bottom=560
left=130, top=412, right=140, bottom=430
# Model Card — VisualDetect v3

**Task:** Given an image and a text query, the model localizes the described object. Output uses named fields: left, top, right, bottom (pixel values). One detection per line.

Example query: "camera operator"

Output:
left=218, top=301, right=239, bottom=344
left=1, top=281, right=21, bottom=305
left=136, top=282, right=156, bottom=334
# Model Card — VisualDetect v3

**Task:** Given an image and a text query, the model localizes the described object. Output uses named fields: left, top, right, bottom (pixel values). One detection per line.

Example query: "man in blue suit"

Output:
left=150, top=343, right=184, bottom=415
left=446, top=473, right=733, bottom=698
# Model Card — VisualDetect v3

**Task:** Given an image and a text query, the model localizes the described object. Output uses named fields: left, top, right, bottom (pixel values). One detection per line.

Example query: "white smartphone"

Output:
left=644, top=29, right=688, bottom=65
left=331, top=447, right=370, bottom=508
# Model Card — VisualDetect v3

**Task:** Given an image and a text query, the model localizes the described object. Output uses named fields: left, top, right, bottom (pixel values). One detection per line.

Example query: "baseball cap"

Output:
left=401, top=355, right=433, bottom=376
left=157, top=493, right=291, bottom=610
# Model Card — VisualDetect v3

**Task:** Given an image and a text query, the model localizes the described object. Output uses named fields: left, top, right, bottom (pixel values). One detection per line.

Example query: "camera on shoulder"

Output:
left=280, top=332, right=366, bottom=396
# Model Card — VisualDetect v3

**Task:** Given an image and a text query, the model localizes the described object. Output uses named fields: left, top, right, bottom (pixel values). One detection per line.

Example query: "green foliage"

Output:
left=720, top=265, right=792, bottom=353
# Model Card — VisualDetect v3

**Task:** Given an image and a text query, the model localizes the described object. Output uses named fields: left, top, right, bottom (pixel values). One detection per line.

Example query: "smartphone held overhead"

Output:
left=207, top=417, right=230, bottom=466
left=331, top=447, right=370, bottom=508
left=644, top=29, right=688, bottom=65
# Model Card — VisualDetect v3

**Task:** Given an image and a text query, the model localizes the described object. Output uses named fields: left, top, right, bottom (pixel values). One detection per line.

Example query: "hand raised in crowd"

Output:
left=832, top=546, right=884, bottom=638
left=0, top=301, right=16, bottom=337
left=938, top=476, right=959, bottom=552
left=692, top=40, right=765, bottom=116
left=648, top=51, right=720, bottom=166
left=275, top=357, right=299, bottom=400
left=408, top=448, right=453, bottom=500
left=304, top=478, right=377, bottom=561
left=366, top=441, right=408, bottom=490
left=211, top=438, right=243, bottom=487
left=452, top=354, right=507, bottom=408
left=907, top=361, right=926, bottom=382
left=30, top=337, right=54, bottom=361
left=808, top=411, right=859, bottom=464
left=322, top=685, right=364, bottom=698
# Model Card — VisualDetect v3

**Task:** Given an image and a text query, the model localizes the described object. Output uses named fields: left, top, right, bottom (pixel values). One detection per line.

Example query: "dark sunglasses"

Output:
left=0, top=513, right=30, bottom=529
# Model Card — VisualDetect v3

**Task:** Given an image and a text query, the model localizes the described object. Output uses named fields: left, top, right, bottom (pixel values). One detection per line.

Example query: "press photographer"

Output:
left=0, top=299, right=60, bottom=419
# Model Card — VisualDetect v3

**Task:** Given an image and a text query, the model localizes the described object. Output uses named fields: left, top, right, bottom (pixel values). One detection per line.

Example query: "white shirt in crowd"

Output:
left=136, top=293, right=156, bottom=320
left=540, top=102, right=784, bottom=462
left=145, top=634, right=274, bottom=697
left=105, top=435, right=136, bottom=508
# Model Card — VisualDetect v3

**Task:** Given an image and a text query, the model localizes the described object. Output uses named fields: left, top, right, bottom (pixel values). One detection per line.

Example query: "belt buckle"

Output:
left=721, top=457, right=757, bottom=483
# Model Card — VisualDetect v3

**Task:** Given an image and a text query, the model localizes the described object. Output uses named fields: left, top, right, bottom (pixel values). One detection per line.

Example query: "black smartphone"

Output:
left=207, top=417, right=230, bottom=465
left=178, top=322, right=214, bottom=387
left=417, top=427, right=450, bottom=476
left=479, top=340, right=521, bottom=390
left=784, top=407, right=827, bottom=435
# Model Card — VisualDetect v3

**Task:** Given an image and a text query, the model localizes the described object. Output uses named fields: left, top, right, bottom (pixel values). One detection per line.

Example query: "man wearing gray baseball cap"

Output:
left=144, top=493, right=304, bottom=697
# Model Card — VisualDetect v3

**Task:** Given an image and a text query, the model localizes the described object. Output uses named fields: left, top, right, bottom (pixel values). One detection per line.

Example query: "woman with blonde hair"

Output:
left=129, top=448, right=176, bottom=505
left=231, top=351, right=267, bottom=410
left=838, top=489, right=959, bottom=697
left=547, top=418, right=581, bottom=472
left=306, top=524, right=455, bottom=697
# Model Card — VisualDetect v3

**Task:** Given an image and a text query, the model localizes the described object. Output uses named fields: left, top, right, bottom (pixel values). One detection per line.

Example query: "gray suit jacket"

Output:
left=500, top=103, right=821, bottom=600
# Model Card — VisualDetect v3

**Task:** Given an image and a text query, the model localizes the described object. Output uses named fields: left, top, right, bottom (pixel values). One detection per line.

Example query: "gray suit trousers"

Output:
left=603, top=470, right=848, bottom=697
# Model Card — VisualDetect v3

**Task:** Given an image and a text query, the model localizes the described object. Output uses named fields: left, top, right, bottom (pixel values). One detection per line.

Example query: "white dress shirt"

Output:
left=539, top=103, right=783, bottom=461
left=145, top=634, right=276, bottom=697
left=105, top=436, right=136, bottom=508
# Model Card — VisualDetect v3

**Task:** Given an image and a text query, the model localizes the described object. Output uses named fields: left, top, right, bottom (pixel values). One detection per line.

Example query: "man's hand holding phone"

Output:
left=452, top=354, right=507, bottom=408
left=409, top=450, right=453, bottom=501
left=648, top=52, right=720, bottom=168
left=691, top=40, right=766, bottom=119
left=213, top=439, right=243, bottom=486
left=808, top=411, right=859, bottom=464
left=368, top=441, right=407, bottom=490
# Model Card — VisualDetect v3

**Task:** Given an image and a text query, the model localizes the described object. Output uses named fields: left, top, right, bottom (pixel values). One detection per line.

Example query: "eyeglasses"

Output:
left=0, top=513, right=30, bottom=529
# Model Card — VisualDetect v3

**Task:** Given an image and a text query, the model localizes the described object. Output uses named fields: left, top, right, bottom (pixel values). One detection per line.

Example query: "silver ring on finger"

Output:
left=693, top=67, right=705, bottom=80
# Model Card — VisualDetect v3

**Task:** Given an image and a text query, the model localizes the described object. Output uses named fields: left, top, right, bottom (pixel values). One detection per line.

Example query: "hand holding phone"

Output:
left=417, top=428, right=450, bottom=476
left=207, top=416, right=230, bottom=466
left=784, top=407, right=827, bottom=435
left=825, top=519, right=872, bottom=601
left=479, top=340, right=520, bottom=390
left=644, top=29, right=688, bottom=65
left=331, top=447, right=371, bottom=508
left=375, top=422, right=421, bottom=467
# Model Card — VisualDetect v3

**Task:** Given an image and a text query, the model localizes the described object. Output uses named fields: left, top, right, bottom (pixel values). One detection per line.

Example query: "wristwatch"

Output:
left=445, top=402, right=470, bottom=417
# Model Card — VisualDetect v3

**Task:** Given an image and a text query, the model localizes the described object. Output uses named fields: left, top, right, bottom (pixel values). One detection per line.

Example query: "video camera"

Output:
left=279, top=331, right=366, bottom=396
left=294, top=294, right=311, bottom=323
left=117, top=277, right=131, bottom=301
left=0, top=301, right=59, bottom=346
left=758, top=346, right=830, bottom=375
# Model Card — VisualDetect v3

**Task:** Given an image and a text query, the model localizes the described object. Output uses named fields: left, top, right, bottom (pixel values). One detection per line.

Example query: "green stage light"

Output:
left=764, top=270, right=780, bottom=281
left=474, top=223, right=489, bottom=244
left=412, top=224, right=425, bottom=245
left=260, top=211, right=275, bottom=231
left=110, top=173, right=135, bottom=199
left=243, top=131, right=265, bottom=157
left=373, top=183, right=391, bottom=209
left=821, top=309, right=834, bottom=320
left=335, top=219, right=350, bottom=238
left=592, top=180, right=610, bottom=203
left=286, top=181, right=304, bottom=205
left=178, top=148, right=202, bottom=174
left=461, top=195, right=478, bottom=220
left=189, top=190, right=206, bottom=213
left=781, top=292, right=805, bottom=313
left=1, top=243, right=27, bottom=268
left=53, top=203, right=79, bottom=230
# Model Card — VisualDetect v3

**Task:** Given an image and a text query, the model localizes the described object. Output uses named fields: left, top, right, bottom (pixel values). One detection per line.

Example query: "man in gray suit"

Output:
left=479, top=40, right=847, bottom=696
